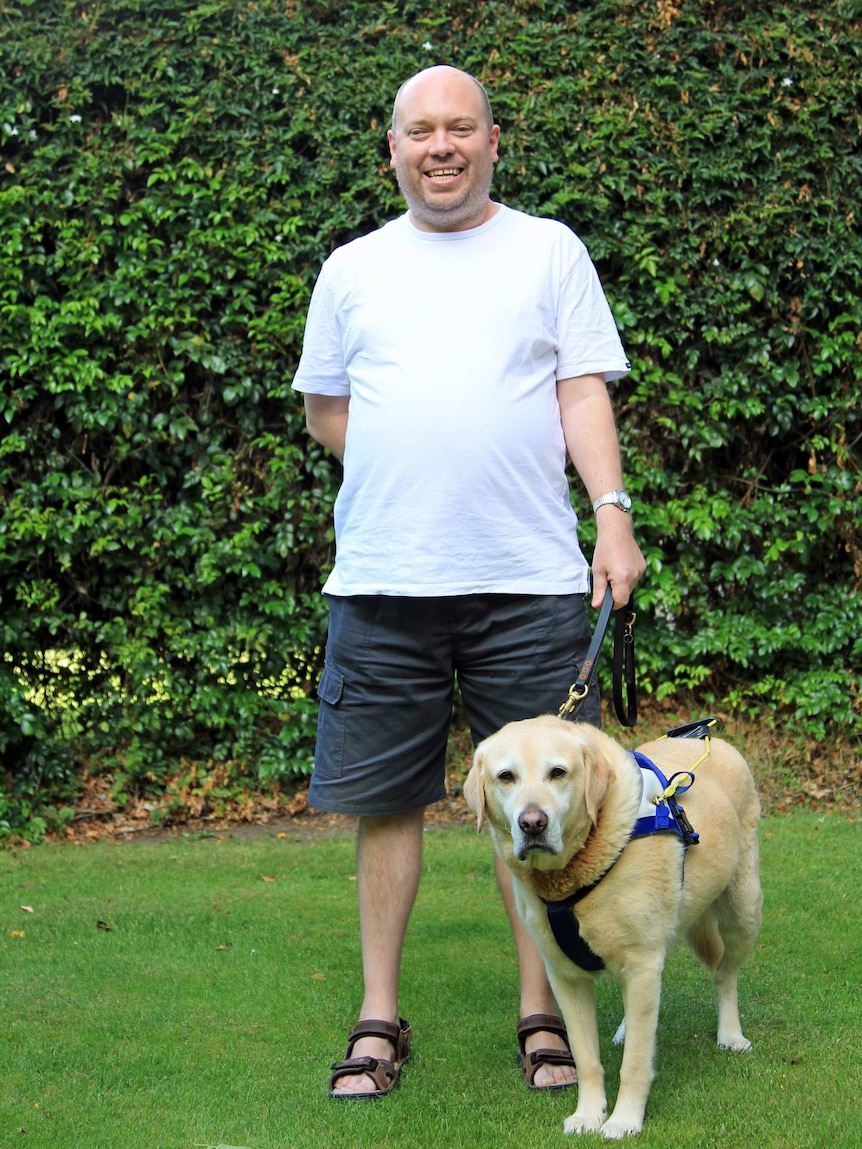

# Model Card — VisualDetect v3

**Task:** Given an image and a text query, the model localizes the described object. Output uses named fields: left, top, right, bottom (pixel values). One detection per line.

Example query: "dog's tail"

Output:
left=686, top=909, right=725, bottom=970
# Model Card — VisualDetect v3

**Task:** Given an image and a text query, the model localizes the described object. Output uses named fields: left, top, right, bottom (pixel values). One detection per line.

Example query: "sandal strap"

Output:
left=522, top=1048, right=577, bottom=1069
left=343, top=1017, right=413, bottom=1063
left=519, top=1047, right=578, bottom=1089
left=516, top=1012, right=569, bottom=1052
left=329, top=1055, right=397, bottom=1095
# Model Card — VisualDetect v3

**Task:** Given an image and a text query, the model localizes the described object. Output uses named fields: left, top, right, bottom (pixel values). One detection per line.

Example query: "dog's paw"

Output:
left=601, top=1117, right=644, bottom=1140
left=564, top=1111, right=605, bottom=1136
left=612, top=1018, right=626, bottom=1046
left=718, top=1034, right=752, bottom=1052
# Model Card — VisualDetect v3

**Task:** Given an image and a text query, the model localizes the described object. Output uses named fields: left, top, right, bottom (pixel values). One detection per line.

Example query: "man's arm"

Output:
left=304, top=393, right=350, bottom=462
left=557, top=373, right=646, bottom=609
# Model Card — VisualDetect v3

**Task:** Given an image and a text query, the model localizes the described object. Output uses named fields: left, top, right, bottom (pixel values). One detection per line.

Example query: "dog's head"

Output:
left=464, top=716, right=617, bottom=870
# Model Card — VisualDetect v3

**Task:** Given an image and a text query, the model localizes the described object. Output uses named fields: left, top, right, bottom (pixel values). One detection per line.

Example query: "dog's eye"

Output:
left=496, top=769, right=516, bottom=784
left=548, top=766, right=567, bottom=781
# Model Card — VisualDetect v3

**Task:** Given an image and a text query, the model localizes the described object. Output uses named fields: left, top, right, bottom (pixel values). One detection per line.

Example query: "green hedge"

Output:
left=1, top=0, right=860, bottom=839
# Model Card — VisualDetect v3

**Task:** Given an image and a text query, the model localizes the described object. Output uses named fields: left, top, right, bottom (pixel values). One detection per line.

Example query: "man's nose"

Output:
left=428, top=129, right=454, bottom=155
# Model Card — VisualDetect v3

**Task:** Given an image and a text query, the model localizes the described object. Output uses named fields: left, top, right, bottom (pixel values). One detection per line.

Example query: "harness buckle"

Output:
left=669, top=797, right=700, bottom=847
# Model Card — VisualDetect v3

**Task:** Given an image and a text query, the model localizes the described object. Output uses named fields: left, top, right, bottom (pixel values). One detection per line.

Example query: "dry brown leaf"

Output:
left=284, top=789, right=309, bottom=817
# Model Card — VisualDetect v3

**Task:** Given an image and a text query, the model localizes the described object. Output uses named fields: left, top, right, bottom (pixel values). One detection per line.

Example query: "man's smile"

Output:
left=425, top=167, right=463, bottom=182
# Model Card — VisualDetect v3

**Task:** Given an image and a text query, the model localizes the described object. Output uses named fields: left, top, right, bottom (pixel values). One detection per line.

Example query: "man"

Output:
left=292, top=65, right=645, bottom=1098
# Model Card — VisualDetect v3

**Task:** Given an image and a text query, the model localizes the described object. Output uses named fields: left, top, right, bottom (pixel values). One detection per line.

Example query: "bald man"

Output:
left=293, top=65, right=644, bottom=1098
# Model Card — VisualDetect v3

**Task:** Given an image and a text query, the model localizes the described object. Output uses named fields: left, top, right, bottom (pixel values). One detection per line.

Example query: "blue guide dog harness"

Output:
left=541, top=735, right=705, bottom=972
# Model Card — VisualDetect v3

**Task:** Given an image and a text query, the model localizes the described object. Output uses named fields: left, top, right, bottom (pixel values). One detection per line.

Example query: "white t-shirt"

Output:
left=292, top=205, right=630, bottom=596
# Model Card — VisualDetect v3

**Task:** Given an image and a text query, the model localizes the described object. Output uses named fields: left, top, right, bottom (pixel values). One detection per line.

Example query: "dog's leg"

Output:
left=552, top=976, right=608, bottom=1135
left=715, top=865, right=762, bottom=1051
left=600, top=963, right=664, bottom=1139
left=715, top=967, right=751, bottom=1051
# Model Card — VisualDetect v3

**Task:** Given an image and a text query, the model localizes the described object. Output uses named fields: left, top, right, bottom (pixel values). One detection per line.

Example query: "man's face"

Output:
left=388, top=68, right=500, bottom=233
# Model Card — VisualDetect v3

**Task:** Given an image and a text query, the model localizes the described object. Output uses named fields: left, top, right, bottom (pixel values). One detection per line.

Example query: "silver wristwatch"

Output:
left=592, top=489, right=632, bottom=514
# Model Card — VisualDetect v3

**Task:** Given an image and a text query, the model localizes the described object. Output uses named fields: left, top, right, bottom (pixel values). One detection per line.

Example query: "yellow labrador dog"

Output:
left=465, top=715, right=762, bottom=1140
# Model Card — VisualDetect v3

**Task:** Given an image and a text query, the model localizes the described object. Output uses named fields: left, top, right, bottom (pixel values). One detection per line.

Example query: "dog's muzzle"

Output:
left=516, top=804, right=555, bottom=861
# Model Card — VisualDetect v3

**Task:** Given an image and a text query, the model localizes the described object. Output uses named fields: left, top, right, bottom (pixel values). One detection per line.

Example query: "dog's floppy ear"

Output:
left=582, top=740, right=615, bottom=826
left=463, top=749, right=486, bottom=833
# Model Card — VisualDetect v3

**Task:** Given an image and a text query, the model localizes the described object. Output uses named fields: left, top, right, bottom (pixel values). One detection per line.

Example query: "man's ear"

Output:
left=489, top=122, right=501, bottom=163
left=463, top=749, right=486, bottom=833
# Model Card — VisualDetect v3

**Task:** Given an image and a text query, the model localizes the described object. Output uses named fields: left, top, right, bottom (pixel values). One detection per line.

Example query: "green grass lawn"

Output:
left=1, top=812, right=859, bottom=1149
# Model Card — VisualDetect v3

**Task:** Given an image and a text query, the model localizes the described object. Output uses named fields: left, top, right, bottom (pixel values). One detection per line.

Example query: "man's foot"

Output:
left=329, top=1018, right=413, bottom=1098
left=517, top=1013, right=578, bottom=1091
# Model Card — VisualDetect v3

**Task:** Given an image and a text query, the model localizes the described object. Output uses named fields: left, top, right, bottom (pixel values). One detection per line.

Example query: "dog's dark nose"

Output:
left=518, top=804, right=548, bottom=837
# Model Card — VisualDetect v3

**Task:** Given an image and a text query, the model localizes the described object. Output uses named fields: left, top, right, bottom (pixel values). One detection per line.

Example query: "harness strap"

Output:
left=541, top=865, right=619, bottom=973
left=542, top=750, right=701, bottom=971
left=631, top=751, right=700, bottom=847
left=543, top=899, right=607, bottom=972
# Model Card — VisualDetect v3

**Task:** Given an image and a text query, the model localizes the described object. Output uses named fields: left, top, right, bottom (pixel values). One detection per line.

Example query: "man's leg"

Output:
left=494, top=855, right=577, bottom=1087
left=314, top=596, right=454, bottom=1095
left=330, top=807, right=425, bottom=1095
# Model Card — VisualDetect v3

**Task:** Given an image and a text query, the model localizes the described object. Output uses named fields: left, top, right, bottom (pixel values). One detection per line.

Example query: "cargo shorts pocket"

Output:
left=318, top=662, right=344, bottom=707
left=314, top=662, right=346, bottom=779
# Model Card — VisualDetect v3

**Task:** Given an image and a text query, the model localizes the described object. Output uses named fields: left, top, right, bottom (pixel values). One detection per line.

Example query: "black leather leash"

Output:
left=558, top=587, right=638, bottom=727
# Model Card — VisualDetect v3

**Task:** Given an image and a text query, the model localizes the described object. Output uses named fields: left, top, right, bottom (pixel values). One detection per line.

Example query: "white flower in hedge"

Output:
left=69, top=114, right=82, bottom=122
left=782, top=77, right=793, bottom=87
left=423, top=41, right=432, bottom=50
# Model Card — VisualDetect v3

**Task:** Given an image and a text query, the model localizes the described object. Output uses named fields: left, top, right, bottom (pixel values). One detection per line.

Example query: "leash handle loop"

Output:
left=612, top=601, right=638, bottom=727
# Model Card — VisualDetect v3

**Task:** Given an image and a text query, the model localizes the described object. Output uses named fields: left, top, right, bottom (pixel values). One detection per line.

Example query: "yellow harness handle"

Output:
left=652, top=717, right=718, bottom=803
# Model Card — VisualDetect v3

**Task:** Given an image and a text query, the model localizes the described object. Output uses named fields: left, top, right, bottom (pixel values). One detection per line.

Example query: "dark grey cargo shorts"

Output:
left=309, top=592, right=600, bottom=816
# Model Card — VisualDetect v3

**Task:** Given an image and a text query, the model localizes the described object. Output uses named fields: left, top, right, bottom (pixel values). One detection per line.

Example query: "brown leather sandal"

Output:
left=517, top=1012, right=578, bottom=1092
left=328, top=1018, right=413, bottom=1099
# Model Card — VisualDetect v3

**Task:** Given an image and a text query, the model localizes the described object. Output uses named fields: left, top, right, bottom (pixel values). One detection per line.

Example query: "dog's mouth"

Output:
left=516, top=841, right=557, bottom=862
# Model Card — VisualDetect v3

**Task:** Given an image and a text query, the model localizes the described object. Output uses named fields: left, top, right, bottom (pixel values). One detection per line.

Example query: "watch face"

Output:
left=594, top=490, right=632, bottom=513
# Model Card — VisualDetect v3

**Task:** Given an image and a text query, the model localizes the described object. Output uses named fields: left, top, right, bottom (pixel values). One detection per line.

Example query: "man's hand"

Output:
left=591, top=506, right=646, bottom=609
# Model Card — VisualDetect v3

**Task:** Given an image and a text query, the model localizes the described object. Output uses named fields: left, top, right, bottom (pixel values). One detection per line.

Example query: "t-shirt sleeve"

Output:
left=555, top=242, right=630, bottom=383
left=291, top=263, right=351, bottom=396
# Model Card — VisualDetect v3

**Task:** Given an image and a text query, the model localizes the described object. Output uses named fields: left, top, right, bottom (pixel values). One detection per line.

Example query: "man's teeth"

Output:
left=428, top=169, right=460, bottom=177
